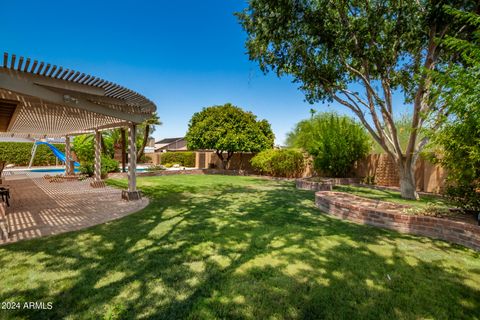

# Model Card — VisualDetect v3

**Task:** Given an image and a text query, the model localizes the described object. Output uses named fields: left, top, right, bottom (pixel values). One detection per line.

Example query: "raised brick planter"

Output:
left=296, top=178, right=361, bottom=191
left=296, top=179, right=334, bottom=191
left=315, top=191, right=480, bottom=251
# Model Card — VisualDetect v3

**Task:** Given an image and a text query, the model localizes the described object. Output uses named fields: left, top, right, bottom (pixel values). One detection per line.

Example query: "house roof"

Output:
left=155, top=137, right=184, bottom=144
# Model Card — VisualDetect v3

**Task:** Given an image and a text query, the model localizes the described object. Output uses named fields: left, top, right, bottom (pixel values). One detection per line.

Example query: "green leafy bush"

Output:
left=146, top=164, right=165, bottom=172
left=427, top=7, right=480, bottom=214
left=0, top=142, right=65, bottom=166
left=73, top=134, right=115, bottom=162
left=251, top=149, right=305, bottom=178
left=160, top=152, right=195, bottom=167
left=287, top=112, right=370, bottom=177
left=79, top=156, right=119, bottom=177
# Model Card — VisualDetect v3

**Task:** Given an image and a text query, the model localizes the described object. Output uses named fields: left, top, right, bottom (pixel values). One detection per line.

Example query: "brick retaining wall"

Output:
left=315, top=191, right=480, bottom=251
left=296, top=178, right=361, bottom=191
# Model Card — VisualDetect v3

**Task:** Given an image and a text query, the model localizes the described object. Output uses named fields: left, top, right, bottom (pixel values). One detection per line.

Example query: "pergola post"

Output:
left=65, top=135, right=72, bottom=175
left=90, top=129, right=106, bottom=188
left=94, top=129, right=102, bottom=181
left=122, top=123, right=142, bottom=200
left=121, top=128, right=127, bottom=173
left=128, top=124, right=137, bottom=191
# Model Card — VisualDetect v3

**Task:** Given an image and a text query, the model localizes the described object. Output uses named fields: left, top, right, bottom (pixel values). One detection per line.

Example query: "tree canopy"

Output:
left=186, top=103, right=274, bottom=168
left=237, top=0, right=478, bottom=199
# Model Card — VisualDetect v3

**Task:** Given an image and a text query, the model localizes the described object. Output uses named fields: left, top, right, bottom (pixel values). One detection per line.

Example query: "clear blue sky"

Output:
left=2, top=0, right=363, bottom=145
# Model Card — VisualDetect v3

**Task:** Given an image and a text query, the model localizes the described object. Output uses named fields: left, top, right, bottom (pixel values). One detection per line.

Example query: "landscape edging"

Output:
left=296, top=177, right=361, bottom=191
left=315, top=191, right=480, bottom=251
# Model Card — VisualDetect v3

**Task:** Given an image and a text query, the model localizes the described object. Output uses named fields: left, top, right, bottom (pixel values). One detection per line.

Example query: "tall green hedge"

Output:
left=160, top=152, right=195, bottom=167
left=0, top=142, right=66, bottom=166
left=251, top=149, right=306, bottom=178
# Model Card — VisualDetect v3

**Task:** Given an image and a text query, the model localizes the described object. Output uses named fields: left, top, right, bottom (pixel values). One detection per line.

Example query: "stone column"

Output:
left=65, top=135, right=72, bottom=175
left=94, top=130, right=102, bottom=181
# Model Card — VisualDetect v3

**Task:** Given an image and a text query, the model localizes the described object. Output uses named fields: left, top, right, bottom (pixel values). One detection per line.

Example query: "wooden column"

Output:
left=94, top=130, right=102, bottom=181
left=128, top=124, right=137, bottom=192
left=121, top=128, right=127, bottom=173
left=65, top=135, right=72, bottom=175
left=122, top=124, right=142, bottom=200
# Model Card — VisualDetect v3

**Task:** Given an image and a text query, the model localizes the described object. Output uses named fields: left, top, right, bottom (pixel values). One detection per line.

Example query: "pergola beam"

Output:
left=0, top=71, right=148, bottom=123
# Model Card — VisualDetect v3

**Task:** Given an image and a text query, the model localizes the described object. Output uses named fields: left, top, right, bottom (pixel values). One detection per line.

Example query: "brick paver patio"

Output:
left=0, top=176, right=148, bottom=244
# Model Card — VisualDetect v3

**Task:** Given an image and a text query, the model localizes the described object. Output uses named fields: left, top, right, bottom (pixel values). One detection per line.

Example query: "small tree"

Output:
left=287, top=112, right=370, bottom=177
left=238, top=0, right=478, bottom=199
left=186, top=103, right=274, bottom=168
left=137, top=113, right=162, bottom=159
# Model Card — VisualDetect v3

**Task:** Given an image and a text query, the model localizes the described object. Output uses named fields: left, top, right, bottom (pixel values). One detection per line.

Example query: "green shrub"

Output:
left=445, top=182, right=480, bottom=214
left=160, top=152, right=195, bottom=167
left=146, top=164, right=165, bottom=172
left=287, top=112, right=370, bottom=177
left=79, top=156, right=119, bottom=177
left=251, top=149, right=305, bottom=177
left=0, top=142, right=65, bottom=166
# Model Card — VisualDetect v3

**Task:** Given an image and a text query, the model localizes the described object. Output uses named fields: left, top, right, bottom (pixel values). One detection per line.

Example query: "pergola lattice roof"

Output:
left=0, top=52, right=157, bottom=137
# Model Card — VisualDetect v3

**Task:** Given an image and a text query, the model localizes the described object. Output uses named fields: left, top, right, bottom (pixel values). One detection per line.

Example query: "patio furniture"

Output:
left=0, top=200, right=8, bottom=240
left=0, top=186, right=10, bottom=207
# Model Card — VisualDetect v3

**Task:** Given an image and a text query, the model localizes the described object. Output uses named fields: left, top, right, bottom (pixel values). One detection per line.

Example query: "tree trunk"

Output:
left=216, top=150, right=235, bottom=169
left=100, top=133, right=107, bottom=155
left=137, top=124, right=150, bottom=160
left=398, top=160, right=419, bottom=200
left=226, top=151, right=234, bottom=170
left=216, top=150, right=226, bottom=169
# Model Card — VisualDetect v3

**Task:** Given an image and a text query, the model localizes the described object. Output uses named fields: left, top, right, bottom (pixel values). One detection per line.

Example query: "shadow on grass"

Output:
left=333, top=185, right=450, bottom=208
left=0, top=175, right=478, bottom=319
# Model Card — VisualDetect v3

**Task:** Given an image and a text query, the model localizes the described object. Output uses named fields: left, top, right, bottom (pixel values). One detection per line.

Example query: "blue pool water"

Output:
left=27, top=167, right=148, bottom=173
left=30, top=168, right=80, bottom=173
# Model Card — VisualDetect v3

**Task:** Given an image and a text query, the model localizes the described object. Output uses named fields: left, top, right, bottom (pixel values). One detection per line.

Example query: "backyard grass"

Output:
left=333, top=185, right=451, bottom=209
left=0, top=175, right=479, bottom=319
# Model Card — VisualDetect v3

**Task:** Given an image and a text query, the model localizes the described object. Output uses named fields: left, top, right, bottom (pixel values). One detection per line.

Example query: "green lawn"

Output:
left=333, top=185, right=450, bottom=209
left=0, top=175, right=479, bottom=319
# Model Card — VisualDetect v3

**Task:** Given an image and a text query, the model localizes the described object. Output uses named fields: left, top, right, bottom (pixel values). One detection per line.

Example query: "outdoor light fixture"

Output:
left=63, top=95, right=79, bottom=104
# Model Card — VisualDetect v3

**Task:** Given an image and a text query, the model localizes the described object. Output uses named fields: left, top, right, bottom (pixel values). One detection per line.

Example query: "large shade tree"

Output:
left=238, top=0, right=478, bottom=199
left=186, top=103, right=274, bottom=168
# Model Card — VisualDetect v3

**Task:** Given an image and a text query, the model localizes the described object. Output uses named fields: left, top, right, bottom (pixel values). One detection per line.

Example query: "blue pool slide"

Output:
left=35, top=141, right=80, bottom=167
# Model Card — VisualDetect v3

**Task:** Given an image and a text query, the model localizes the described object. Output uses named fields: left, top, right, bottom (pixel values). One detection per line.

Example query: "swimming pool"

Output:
left=30, top=168, right=80, bottom=173
left=6, top=167, right=149, bottom=174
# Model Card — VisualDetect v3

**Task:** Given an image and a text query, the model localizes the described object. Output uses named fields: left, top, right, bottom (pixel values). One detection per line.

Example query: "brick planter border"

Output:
left=296, top=178, right=361, bottom=191
left=315, top=191, right=480, bottom=251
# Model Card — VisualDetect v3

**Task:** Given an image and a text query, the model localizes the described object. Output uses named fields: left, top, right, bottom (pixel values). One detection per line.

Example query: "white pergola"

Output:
left=0, top=53, right=157, bottom=200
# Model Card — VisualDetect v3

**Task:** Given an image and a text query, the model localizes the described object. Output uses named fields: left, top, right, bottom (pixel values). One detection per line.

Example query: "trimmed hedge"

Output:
left=250, top=149, right=306, bottom=178
left=160, top=152, right=196, bottom=167
left=0, top=142, right=66, bottom=166
left=79, top=156, right=119, bottom=177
